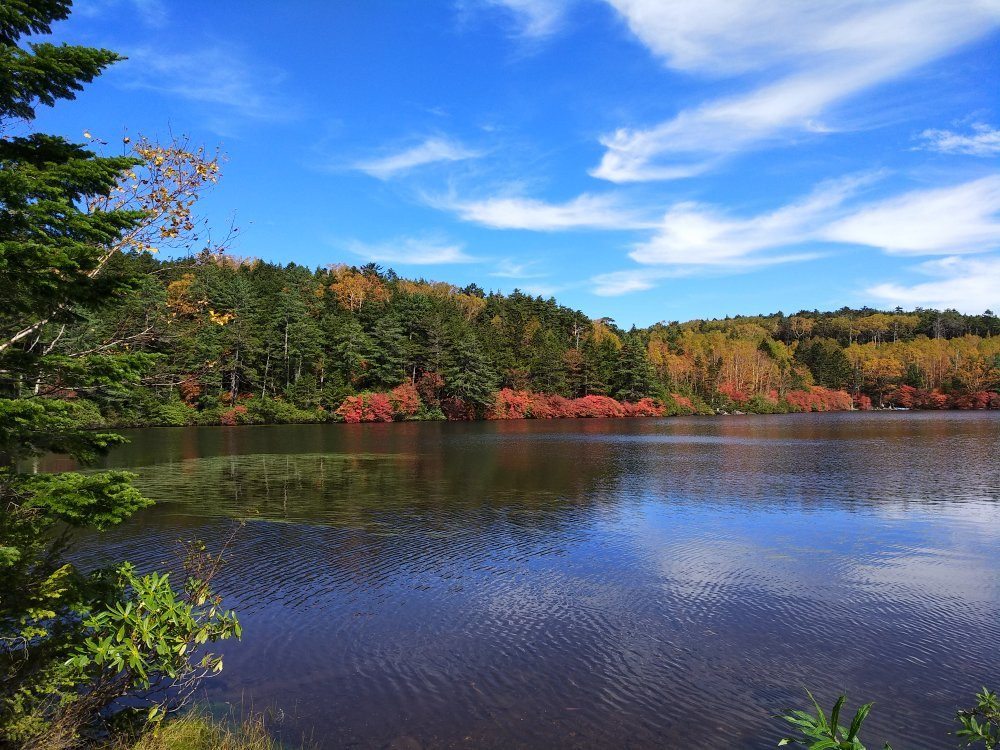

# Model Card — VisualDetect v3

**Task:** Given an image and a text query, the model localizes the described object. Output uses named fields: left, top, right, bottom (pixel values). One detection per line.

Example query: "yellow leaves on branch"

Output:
left=88, top=135, right=223, bottom=257
left=396, top=279, right=485, bottom=320
left=589, top=319, right=622, bottom=350
left=166, top=273, right=235, bottom=326
left=327, top=265, right=390, bottom=312
left=208, top=309, right=234, bottom=326
left=166, top=274, right=200, bottom=318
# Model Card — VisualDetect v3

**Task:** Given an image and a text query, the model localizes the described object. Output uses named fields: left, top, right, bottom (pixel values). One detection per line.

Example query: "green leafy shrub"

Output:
left=778, top=692, right=889, bottom=749
left=956, top=687, right=999, bottom=749
left=244, top=396, right=326, bottom=424
left=155, top=398, right=197, bottom=427
left=779, top=688, right=1000, bottom=749
left=745, top=394, right=789, bottom=414
left=193, top=406, right=225, bottom=426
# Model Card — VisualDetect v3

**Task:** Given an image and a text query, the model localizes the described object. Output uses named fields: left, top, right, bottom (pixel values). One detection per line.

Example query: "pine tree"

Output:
left=0, top=4, right=238, bottom=742
left=364, top=316, right=407, bottom=388
left=443, top=336, right=497, bottom=408
left=613, top=329, right=655, bottom=401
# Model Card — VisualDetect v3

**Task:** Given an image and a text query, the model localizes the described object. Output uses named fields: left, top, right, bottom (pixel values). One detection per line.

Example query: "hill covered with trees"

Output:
left=17, top=251, right=999, bottom=426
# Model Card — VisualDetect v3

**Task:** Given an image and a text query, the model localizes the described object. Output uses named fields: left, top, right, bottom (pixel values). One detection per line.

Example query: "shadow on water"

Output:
left=49, top=413, right=1000, bottom=749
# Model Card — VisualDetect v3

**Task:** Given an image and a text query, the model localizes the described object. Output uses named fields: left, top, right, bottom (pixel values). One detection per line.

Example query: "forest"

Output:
left=17, top=249, right=1000, bottom=426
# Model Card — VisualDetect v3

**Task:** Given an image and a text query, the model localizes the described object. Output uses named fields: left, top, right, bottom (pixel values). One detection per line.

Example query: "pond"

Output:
left=49, top=412, right=1000, bottom=749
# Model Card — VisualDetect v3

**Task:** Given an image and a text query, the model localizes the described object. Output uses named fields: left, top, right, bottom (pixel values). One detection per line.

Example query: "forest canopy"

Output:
left=10, top=250, right=997, bottom=426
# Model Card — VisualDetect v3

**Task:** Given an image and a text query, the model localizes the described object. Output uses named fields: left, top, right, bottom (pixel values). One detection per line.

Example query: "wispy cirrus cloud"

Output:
left=591, top=268, right=676, bottom=296
left=491, top=258, right=547, bottom=278
left=629, top=173, right=874, bottom=267
left=916, top=123, right=1000, bottom=157
left=867, top=255, right=1000, bottom=312
left=117, top=45, right=289, bottom=122
left=76, top=0, right=168, bottom=27
left=354, top=137, right=483, bottom=180
left=823, top=175, right=1000, bottom=255
left=594, top=175, right=1000, bottom=295
left=592, top=0, right=1000, bottom=182
left=461, top=0, right=569, bottom=38
left=346, top=235, right=481, bottom=265
left=428, top=190, right=654, bottom=230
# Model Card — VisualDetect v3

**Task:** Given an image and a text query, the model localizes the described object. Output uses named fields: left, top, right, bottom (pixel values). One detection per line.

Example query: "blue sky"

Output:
left=34, top=0, right=1000, bottom=326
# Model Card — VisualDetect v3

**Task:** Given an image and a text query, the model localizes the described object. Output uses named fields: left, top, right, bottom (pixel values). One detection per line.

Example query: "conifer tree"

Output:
left=443, top=336, right=497, bottom=408
left=0, top=4, right=238, bottom=743
left=613, top=329, right=655, bottom=402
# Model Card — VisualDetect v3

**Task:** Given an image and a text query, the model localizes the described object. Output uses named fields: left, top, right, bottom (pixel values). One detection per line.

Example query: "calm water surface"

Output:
left=50, top=412, right=1000, bottom=749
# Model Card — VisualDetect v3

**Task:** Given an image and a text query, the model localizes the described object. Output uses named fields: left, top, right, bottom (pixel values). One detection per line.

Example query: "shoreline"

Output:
left=98, top=401, right=998, bottom=430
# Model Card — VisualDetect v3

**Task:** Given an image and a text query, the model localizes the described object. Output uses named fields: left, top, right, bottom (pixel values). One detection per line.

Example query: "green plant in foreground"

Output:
left=66, top=558, right=241, bottom=720
left=778, top=691, right=890, bottom=749
left=0, top=2, right=240, bottom=745
left=955, top=687, right=1000, bottom=749
left=780, top=688, right=1000, bottom=749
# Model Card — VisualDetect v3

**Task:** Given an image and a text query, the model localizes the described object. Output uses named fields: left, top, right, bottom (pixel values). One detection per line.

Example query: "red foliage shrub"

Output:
left=887, top=385, right=917, bottom=408
left=389, top=383, right=421, bottom=418
left=853, top=394, right=872, bottom=411
left=489, top=388, right=532, bottom=419
left=928, top=390, right=951, bottom=409
left=671, top=394, right=696, bottom=415
left=785, top=386, right=853, bottom=412
left=179, top=375, right=202, bottom=404
left=952, top=391, right=993, bottom=410
left=335, top=395, right=364, bottom=423
left=624, top=398, right=667, bottom=417
left=990, top=392, right=1000, bottom=409
left=484, top=391, right=667, bottom=420
left=366, top=392, right=394, bottom=422
left=526, top=393, right=579, bottom=418
left=572, top=395, right=626, bottom=418
left=219, top=404, right=248, bottom=426
left=718, top=382, right=749, bottom=403
left=527, top=392, right=557, bottom=419
left=336, top=392, right=397, bottom=422
left=886, top=385, right=952, bottom=409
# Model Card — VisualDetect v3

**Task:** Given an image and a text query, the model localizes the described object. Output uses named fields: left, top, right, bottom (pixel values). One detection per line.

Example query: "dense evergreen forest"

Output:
left=15, top=250, right=1000, bottom=426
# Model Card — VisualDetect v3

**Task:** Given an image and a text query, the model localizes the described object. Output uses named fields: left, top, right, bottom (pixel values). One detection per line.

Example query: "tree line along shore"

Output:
left=30, top=251, right=1000, bottom=427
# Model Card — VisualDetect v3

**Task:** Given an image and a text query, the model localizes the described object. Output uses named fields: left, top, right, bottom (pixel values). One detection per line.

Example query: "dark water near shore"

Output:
left=46, top=412, right=1000, bottom=749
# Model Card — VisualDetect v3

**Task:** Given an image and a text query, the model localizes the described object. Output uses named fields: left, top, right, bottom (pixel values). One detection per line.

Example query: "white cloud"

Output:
left=354, top=137, right=483, bottom=180
left=118, top=46, right=287, bottom=121
left=475, top=0, right=568, bottom=37
left=517, top=283, right=562, bottom=297
left=630, top=173, right=872, bottom=267
left=77, top=0, right=168, bottom=27
left=917, top=123, right=1000, bottom=156
left=632, top=174, right=1000, bottom=270
left=867, top=255, right=1000, bottom=312
left=593, top=0, right=1000, bottom=182
left=430, top=190, right=653, bottom=230
left=346, top=236, right=481, bottom=265
left=823, top=176, right=1000, bottom=255
left=591, top=269, right=661, bottom=296
left=491, top=258, right=546, bottom=278
left=598, top=175, right=1000, bottom=294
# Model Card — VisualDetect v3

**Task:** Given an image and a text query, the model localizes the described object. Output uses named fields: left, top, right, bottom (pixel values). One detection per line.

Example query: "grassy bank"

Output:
left=110, top=712, right=295, bottom=750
